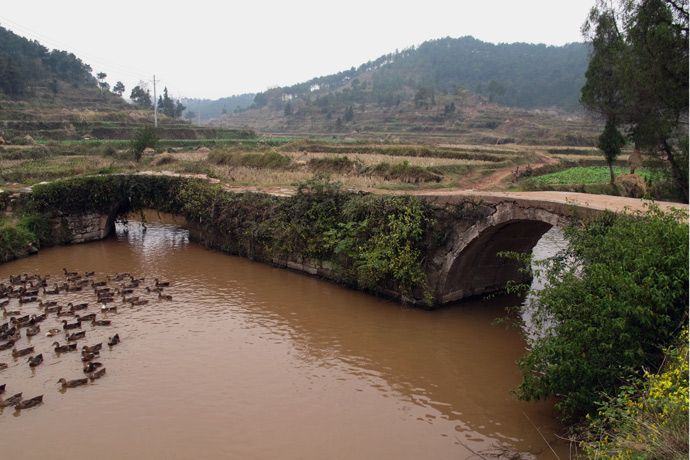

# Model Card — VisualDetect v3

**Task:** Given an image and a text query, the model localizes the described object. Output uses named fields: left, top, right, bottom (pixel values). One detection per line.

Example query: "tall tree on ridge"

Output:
left=581, top=0, right=689, bottom=201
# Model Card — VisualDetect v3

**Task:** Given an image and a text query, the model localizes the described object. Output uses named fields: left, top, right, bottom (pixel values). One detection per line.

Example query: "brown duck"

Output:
left=0, top=392, right=22, bottom=407
left=57, top=377, right=88, bottom=388
left=12, top=346, right=34, bottom=358
left=66, top=330, right=86, bottom=341
left=82, top=343, right=102, bottom=353
left=61, top=319, right=81, bottom=330
left=81, top=352, right=99, bottom=362
left=89, top=367, right=106, bottom=380
left=75, top=313, right=96, bottom=322
left=27, top=353, right=43, bottom=367
left=91, top=319, right=112, bottom=327
left=15, top=394, right=43, bottom=409
left=52, top=342, right=77, bottom=353
left=25, top=325, right=41, bottom=337
left=83, top=361, right=103, bottom=373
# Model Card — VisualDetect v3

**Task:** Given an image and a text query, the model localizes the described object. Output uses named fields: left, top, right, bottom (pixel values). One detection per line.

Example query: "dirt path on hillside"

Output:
left=459, top=151, right=559, bottom=191
left=367, top=150, right=688, bottom=216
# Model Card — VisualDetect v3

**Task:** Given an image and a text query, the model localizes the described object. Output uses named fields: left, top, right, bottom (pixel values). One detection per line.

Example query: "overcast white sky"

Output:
left=1, top=1, right=595, bottom=100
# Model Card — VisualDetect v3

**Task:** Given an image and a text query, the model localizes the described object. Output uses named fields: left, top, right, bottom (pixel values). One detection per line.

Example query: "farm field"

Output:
left=0, top=136, right=679, bottom=202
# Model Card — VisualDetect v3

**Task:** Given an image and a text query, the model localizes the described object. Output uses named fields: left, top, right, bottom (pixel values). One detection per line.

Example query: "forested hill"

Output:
left=0, top=25, right=97, bottom=97
left=245, top=36, right=589, bottom=115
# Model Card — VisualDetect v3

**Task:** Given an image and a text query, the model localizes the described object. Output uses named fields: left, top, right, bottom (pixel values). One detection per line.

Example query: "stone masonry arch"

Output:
left=432, top=200, right=571, bottom=305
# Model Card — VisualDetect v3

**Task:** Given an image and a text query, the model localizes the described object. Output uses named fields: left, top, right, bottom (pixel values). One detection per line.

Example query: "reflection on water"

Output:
left=0, top=215, right=570, bottom=459
left=522, top=227, right=568, bottom=344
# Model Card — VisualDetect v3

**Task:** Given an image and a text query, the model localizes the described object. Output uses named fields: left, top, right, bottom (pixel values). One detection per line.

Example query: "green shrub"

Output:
left=511, top=204, right=689, bottom=420
left=130, top=125, right=158, bottom=161
left=0, top=145, right=51, bottom=160
left=370, top=162, right=442, bottom=183
left=17, top=214, right=54, bottom=244
left=208, top=150, right=291, bottom=169
left=0, top=220, right=35, bottom=261
left=308, top=155, right=361, bottom=174
left=101, top=143, right=118, bottom=157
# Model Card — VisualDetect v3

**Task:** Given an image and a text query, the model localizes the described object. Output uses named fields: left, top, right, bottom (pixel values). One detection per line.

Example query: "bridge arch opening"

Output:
left=438, top=219, right=554, bottom=304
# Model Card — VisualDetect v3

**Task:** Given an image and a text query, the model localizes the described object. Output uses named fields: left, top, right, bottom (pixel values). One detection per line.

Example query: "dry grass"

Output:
left=278, top=150, right=494, bottom=168
left=0, top=140, right=554, bottom=192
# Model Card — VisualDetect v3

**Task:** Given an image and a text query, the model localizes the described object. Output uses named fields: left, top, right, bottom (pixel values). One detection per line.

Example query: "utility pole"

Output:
left=152, top=74, right=158, bottom=128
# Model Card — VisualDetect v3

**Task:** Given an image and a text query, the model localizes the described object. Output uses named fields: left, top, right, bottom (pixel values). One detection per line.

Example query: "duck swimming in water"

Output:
left=12, top=346, right=34, bottom=358
left=27, top=353, right=43, bottom=367
left=25, top=325, right=40, bottom=337
left=1, top=306, right=20, bottom=316
left=82, top=343, right=102, bottom=353
left=89, top=367, right=106, bottom=381
left=57, top=377, right=88, bottom=388
left=67, top=302, right=88, bottom=312
left=0, top=392, right=22, bottom=407
left=91, top=319, right=112, bottom=327
left=15, top=394, right=43, bottom=410
left=52, top=342, right=77, bottom=353
left=81, top=352, right=99, bottom=362
left=108, top=333, right=120, bottom=346
left=65, top=330, right=86, bottom=341
left=61, top=319, right=81, bottom=330
left=83, top=362, right=103, bottom=373
left=75, top=312, right=96, bottom=321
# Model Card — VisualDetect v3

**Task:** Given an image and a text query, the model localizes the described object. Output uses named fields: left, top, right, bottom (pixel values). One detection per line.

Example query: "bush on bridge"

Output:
left=26, top=175, right=186, bottom=216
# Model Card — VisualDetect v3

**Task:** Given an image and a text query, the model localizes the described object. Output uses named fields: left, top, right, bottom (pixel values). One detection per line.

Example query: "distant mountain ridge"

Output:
left=187, top=36, right=589, bottom=124
left=249, top=36, right=587, bottom=111
left=203, top=36, right=591, bottom=139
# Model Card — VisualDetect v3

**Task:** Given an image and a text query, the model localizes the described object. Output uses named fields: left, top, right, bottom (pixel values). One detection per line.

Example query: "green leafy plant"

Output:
left=0, top=219, right=35, bottom=262
left=512, top=203, right=688, bottom=420
left=130, top=125, right=158, bottom=161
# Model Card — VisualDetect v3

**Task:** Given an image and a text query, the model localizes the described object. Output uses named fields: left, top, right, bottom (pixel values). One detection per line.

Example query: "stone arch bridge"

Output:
left=15, top=174, right=686, bottom=309
left=412, top=191, right=685, bottom=307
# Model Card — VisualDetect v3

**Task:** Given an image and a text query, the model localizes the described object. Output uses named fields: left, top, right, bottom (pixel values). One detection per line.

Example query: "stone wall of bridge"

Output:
left=6, top=176, right=610, bottom=308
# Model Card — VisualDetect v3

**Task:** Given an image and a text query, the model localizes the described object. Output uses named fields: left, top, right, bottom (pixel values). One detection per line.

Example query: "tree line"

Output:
left=0, top=25, right=95, bottom=97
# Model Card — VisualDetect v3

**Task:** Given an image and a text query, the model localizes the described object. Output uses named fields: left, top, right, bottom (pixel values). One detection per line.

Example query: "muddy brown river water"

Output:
left=0, top=214, right=571, bottom=459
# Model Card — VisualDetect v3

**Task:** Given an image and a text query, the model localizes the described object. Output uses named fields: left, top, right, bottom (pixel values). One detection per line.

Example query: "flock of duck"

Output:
left=0, top=268, right=172, bottom=413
